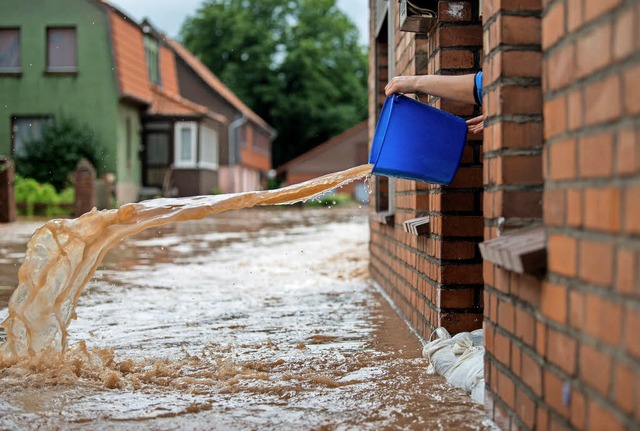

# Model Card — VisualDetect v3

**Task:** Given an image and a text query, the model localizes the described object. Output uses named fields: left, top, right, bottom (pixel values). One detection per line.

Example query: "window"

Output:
left=11, top=117, right=53, bottom=157
left=174, top=121, right=197, bottom=168
left=144, top=35, right=160, bottom=85
left=0, top=29, right=20, bottom=72
left=47, top=27, right=76, bottom=72
left=199, top=125, right=219, bottom=170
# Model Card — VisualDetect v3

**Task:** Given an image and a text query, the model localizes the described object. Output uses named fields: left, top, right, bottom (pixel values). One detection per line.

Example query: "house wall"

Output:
left=368, top=0, right=484, bottom=340
left=0, top=0, right=119, bottom=173
left=483, top=0, right=640, bottom=430
left=115, top=103, right=142, bottom=203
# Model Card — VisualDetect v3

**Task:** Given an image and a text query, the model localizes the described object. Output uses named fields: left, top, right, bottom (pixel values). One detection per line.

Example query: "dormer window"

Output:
left=144, top=35, right=160, bottom=85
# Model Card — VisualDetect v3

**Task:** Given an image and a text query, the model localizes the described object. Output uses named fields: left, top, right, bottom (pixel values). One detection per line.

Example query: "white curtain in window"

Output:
left=199, top=125, right=219, bottom=170
left=174, top=121, right=197, bottom=168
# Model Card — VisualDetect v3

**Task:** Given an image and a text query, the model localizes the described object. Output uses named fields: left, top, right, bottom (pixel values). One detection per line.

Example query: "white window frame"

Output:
left=174, top=121, right=197, bottom=168
left=198, top=125, right=219, bottom=170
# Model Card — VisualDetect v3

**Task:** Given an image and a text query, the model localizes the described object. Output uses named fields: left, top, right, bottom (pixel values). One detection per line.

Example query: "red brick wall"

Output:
left=483, top=0, right=640, bottom=429
left=369, top=0, right=484, bottom=340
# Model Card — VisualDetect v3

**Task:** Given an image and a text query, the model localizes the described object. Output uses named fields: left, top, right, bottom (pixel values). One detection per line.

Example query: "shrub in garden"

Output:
left=15, top=117, right=104, bottom=192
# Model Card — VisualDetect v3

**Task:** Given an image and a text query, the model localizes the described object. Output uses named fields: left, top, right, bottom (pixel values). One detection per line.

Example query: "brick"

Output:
left=501, top=49, right=543, bottom=78
left=439, top=49, right=475, bottom=69
left=544, top=95, right=567, bottom=139
left=566, top=188, right=582, bottom=227
left=501, top=190, right=543, bottom=218
left=616, top=128, right=640, bottom=176
left=548, top=234, right=577, bottom=277
left=584, top=187, right=621, bottom=233
left=547, top=328, right=577, bottom=375
left=439, top=25, right=483, bottom=47
left=567, top=0, right=584, bottom=32
left=623, top=185, right=640, bottom=234
left=542, top=1, right=565, bottom=49
left=587, top=399, right=624, bottom=431
left=579, top=239, right=614, bottom=287
left=548, top=138, right=577, bottom=180
left=565, top=89, right=582, bottom=132
left=544, top=370, right=570, bottom=418
left=494, top=330, right=511, bottom=366
left=502, top=154, right=543, bottom=185
left=546, top=42, right=575, bottom=91
left=613, top=361, right=636, bottom=415
left=497, top=369, right=516, bottom=408
left=579, top=132, right=613, bottom=178
left=498, top=299, right=515, bottom=331
left=516, top=387, right=536, bottom=429
left=537, top=406, right=550, bottom=431
left=570, top=389, right=586, bottom=430
left=500, top=14, right=542, bottom=45
left=541, top=282, right=568, bottom=323
left=613, top=7, right=635, bottom=61
left=615, top=247, right=637, bottom=295
left=580, top=343, right=612, bottom=396
left=569, top=290, right=586, bottom=330
left=585, top=75, right=622, bottom=127
left=627, top=307, right=640, bottom=359
left=439, top=288, right=476, bottom=308
left=585, top=293, right=622, bottom=346
left=500, top=121, right=543, bottom=150
left=576, top=21, right=612, bottom=78
left=522, top=350, right=543, bottom=396
left=584, top=0, right=623, bottom=24
left=515, top=307, right=535, bottom=346
left=624, top=63, right=640, bottom=115
left=544, top=188, right=565, bottom=226
left=498, top=84, right=543, bottom=116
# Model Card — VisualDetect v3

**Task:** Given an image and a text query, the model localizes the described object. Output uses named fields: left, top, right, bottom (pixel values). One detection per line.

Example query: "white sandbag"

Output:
left=446, top=346, right=485, bottom=392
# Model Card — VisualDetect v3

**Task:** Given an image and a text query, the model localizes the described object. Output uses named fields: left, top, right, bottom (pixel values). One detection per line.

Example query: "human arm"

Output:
left=385, top=73, right=478, bottom=105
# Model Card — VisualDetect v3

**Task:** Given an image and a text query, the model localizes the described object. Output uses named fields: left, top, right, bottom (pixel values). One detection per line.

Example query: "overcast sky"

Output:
left=107, top=0, right=370, bottom=45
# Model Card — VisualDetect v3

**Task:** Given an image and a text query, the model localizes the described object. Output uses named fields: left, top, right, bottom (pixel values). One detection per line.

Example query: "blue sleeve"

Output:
left=474, top=71, right=483, bottom=106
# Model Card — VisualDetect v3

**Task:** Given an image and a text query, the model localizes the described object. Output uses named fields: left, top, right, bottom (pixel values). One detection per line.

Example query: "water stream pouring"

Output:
left=368, top=94, right=468, bottom=185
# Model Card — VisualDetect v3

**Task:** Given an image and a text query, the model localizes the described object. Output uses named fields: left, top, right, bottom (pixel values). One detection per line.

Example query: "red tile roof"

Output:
left=108, top=9, right=152, bottom=104
left=166, top=38, right=274, bottom=134
left=148, top=87, right=226, bottom=123
left=159, top=45, right=180, bottom=96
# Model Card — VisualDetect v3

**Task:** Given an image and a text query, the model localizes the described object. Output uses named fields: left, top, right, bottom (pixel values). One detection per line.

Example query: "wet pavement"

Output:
left=0, top=207, right=495, bottom=430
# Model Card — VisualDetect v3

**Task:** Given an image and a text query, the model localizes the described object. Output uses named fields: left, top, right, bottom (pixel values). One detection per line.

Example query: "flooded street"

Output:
left=0, top=207, right=493, bottom=430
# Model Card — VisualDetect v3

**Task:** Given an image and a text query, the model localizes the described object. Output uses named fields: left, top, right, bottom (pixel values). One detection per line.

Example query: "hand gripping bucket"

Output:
left=368, top=94, right=468, bottom=185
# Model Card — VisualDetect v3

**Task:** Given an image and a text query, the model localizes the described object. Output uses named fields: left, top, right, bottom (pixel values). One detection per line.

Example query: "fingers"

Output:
left=466, top=114, right=483, bottom=125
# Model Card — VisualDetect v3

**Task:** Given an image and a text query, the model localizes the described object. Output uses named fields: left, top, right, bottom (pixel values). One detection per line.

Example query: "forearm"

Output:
left=385, top=74, right=477, bottom=105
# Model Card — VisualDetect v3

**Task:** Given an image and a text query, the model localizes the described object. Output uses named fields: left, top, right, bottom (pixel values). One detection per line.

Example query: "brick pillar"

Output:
left=420, top=1, right=485, bottom=334
left=0, top=157, right=16, bottom=223
left=74, top=158, right=96, bottom=217
left=482, top=0, right=544, bottom=429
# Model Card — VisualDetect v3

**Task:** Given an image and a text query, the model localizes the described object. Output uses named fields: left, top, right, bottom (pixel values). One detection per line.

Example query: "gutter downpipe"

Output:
left=228, top=115, right=248, bottom=192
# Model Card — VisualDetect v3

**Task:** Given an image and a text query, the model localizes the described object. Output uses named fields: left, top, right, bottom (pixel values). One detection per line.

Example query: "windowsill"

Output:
left=370, top=211, right=395, bottom=226
left=479, top=227, right=546, bottom=275
left=44, top=67, right=78, bottom=76
left=403, top=216, right=430, bottom=236
left=0, top=68, right=22, bottom=76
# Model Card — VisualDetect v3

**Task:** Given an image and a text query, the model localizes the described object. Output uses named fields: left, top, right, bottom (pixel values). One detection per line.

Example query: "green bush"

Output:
left=14, top=175, right=73, bottom=217
left=15, top=117, right=105, bottom=192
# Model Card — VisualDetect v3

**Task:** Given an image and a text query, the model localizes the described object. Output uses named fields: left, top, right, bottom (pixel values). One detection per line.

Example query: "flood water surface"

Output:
left=0, top=208, right=494, bottom=430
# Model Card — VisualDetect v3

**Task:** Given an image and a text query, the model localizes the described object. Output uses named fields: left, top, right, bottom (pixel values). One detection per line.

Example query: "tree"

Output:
left=180, top=0, right=367, bottom=167
left=15, top=118, right=104, bottom=192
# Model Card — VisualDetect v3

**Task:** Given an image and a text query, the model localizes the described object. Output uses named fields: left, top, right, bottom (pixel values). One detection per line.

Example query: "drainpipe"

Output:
left=228, top=115, right=247, bottom=192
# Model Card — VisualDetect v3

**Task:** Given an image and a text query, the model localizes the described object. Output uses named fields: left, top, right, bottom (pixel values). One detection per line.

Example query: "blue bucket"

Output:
left=369, top=94, right=468, bottom=185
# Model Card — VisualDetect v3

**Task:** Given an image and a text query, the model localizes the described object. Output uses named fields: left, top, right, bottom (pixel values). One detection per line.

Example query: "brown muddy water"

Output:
left=0, top=207, right=495, bottom=430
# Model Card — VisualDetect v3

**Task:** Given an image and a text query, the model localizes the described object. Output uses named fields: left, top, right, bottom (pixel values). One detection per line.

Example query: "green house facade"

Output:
left=0, top=0, right=143, bottom=203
